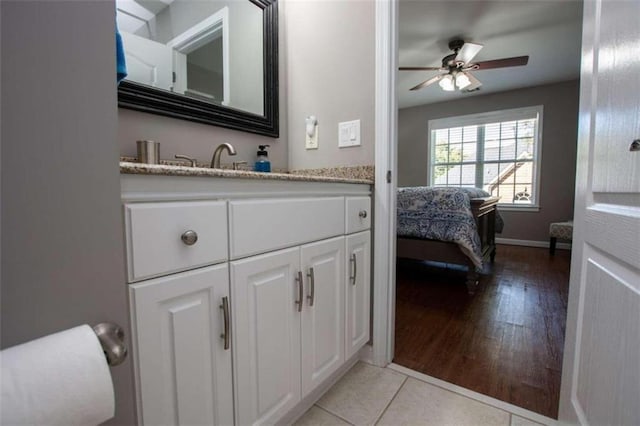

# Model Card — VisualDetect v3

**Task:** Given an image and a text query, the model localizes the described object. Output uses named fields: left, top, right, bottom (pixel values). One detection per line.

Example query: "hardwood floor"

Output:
left=394, top=244, right=571, bottom=419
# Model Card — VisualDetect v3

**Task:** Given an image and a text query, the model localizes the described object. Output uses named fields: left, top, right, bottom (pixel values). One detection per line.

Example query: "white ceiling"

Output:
left=116, top=0, right=174, bottom=34
left=398, top=0, right=583, bottom=109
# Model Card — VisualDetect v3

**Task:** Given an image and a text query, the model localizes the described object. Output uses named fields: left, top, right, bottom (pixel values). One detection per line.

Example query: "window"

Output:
left=428, top=106, right=543, bottom=209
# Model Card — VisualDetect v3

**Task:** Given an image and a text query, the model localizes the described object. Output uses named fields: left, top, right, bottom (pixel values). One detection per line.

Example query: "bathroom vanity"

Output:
left=120, top=164, right=372, bottom=425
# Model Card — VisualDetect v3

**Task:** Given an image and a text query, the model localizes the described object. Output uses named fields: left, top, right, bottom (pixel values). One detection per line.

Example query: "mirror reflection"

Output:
left=116, top=0, right=264, bottom=116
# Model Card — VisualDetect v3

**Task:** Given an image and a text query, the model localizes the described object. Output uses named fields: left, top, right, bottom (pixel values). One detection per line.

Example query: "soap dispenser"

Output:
left=254, top=145, right=271, bottom=172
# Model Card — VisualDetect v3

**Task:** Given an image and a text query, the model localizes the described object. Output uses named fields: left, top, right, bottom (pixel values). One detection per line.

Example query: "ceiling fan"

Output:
left=400, top=39, right=529, bottom=92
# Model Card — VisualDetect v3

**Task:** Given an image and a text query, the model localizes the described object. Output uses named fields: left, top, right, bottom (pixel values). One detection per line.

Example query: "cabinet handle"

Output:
left=307, top=267, right=315, bottom=307
left=220, top=297, right=230, bottom=350
left=359, top=210, right=368, bottom=219
left=181, top=230, right=198, bottom=246
left=295, top=271, right=304, bottom=312
left=350, top=253, right=357, bottom=285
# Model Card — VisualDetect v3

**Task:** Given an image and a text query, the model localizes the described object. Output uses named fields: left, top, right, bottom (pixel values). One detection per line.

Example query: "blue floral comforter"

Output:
left=397, top=187, right=501, bottom=268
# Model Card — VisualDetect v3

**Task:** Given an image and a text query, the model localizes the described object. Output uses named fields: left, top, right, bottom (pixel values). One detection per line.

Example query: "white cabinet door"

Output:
left=300, top=237, right=345, bottom=395
left=231, top=248, right=302, bottom=426
left=345, top=231, right=371, bottom=359
left=129, top=264, right=233, bottom=426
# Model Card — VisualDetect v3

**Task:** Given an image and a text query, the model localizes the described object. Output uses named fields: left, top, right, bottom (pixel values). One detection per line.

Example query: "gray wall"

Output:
left=1, top=2, right=136, bottom=425
left=119, top=108, right=287, bottom=169
left=398, top=80, right=580, bottom=242
left=284, top=0, right=375, bottom=170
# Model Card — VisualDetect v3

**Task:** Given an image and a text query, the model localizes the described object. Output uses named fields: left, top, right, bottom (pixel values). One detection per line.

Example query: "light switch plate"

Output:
left=305, top=126, right=318, bottom=149
left=338, top=120, right=360, bottom=148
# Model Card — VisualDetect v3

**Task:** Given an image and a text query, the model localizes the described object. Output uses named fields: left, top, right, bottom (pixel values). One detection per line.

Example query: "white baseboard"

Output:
left=496, top=237, right=571, bottom=250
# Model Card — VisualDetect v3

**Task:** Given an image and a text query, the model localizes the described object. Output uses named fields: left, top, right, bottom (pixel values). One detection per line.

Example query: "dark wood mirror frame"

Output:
left=117, top=0, right=279, bottom=138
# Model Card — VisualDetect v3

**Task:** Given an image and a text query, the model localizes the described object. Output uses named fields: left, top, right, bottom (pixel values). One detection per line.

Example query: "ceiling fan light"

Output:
left=439, top=74, right=455, bottom=91
left=456, top=72, right=471, bottom=89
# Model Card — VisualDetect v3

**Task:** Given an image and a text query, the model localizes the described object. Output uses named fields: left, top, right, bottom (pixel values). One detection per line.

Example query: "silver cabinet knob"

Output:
left=359, top=210, right=368, bottom=219
left=181, top=230, right=198, bottom=245
left=630, top=139, right=640, bottom=152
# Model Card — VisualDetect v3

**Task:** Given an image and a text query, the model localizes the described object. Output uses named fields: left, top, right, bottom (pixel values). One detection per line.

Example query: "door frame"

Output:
left=372, top=3, right=600, bottom=424
left=372, top=0, right=398, bottom=367
left=167, top=7, right=230, bottom=105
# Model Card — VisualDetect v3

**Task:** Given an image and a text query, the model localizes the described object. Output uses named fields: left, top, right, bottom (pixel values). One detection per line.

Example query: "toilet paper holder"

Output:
left=92, top=323, right=127, bottom=367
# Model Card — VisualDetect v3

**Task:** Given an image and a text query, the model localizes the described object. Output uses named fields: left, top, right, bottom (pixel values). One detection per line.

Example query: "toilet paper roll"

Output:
left=1, top=325, right=115, bottom=425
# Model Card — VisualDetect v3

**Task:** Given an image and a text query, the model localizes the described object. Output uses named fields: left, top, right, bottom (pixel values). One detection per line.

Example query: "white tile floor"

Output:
left=295, top=362, right=554, bottom=426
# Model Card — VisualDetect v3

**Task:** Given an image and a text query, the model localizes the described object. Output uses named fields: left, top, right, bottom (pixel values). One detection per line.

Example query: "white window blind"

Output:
left=428, top=106, right=543, bottom=208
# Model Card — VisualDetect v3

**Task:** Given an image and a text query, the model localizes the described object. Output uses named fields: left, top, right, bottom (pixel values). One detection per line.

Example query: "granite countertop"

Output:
left=120, top=161, right=374, bottom=185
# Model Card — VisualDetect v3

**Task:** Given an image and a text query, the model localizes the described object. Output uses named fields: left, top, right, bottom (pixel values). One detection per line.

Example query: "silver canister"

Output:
left=136, top=140, right=160, bottom=164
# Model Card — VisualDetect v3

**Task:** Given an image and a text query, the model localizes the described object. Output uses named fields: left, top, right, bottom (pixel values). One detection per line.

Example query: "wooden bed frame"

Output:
left=397, top=196, right=499, bottom=294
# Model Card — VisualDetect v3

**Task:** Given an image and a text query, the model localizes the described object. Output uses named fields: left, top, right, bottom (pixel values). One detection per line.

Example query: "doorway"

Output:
left=379, top=0, right=582, bottom=419
left=375, top=1, right=640, bottom=425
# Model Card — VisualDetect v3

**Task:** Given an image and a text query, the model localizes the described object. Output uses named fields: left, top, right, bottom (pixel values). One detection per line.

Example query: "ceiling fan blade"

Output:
left=463, top=73, right=482, bottom=92
left=471, top=56, right=529, bottom=70
left=399, top=66, right=443, bottom=71
left=455, top=42, right=483, bottom=64
left=410, top=74, right=444, bottom=91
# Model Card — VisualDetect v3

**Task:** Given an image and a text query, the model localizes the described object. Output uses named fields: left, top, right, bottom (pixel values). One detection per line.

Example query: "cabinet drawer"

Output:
left=229, top=197, right=344, bottom=259
left=345, top=196, right=371, bottom=234
left=125, top=201, right=228, bottom=282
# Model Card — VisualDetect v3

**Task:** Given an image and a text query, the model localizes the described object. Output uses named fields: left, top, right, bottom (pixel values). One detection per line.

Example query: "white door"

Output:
left=346, top=231, right=371, bottom=359
left=231, top=248, right=302, bottom=426
left=558, top=1, right=640, bottom=425
left=120, top=31, right=173, bottom=90
left=129, top=264, right=233, bottom=426
left=300, top=237, right=345, bottom=395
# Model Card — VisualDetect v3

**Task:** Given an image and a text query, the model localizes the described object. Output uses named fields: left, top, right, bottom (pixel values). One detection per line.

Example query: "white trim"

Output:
left=388, top=364, right=558, bottom=426
left=184, top=88, right=215, bottom=100
left=166, top=8, right=227, bottom=51
left=167, top=8, right=230, bottom=106
left=497, top=205, right=540, bottom=212
left=532, top=106, right=544, bottom=212
left=496, top=237, right=572, bottom=250
left=372, top=0, right=398, bottom=367
left=428, top=105, right=544, bottom=130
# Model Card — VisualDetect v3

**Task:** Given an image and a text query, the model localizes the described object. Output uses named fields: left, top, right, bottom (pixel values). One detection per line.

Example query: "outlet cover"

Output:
left=305, top=126, right=318, bottom=150
left=338, top=120, right=360, bottom=148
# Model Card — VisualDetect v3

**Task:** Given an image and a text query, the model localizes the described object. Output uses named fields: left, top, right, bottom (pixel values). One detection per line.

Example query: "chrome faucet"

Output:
left=210, top=143, right=237, bottom=168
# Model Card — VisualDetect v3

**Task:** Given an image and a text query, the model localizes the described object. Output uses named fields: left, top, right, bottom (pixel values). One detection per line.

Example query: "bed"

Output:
left=396, top=187, right=501, bottom=294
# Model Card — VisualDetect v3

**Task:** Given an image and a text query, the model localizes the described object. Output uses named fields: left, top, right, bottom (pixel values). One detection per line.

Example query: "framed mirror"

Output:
left=117, top=0, right=278, bottom=137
